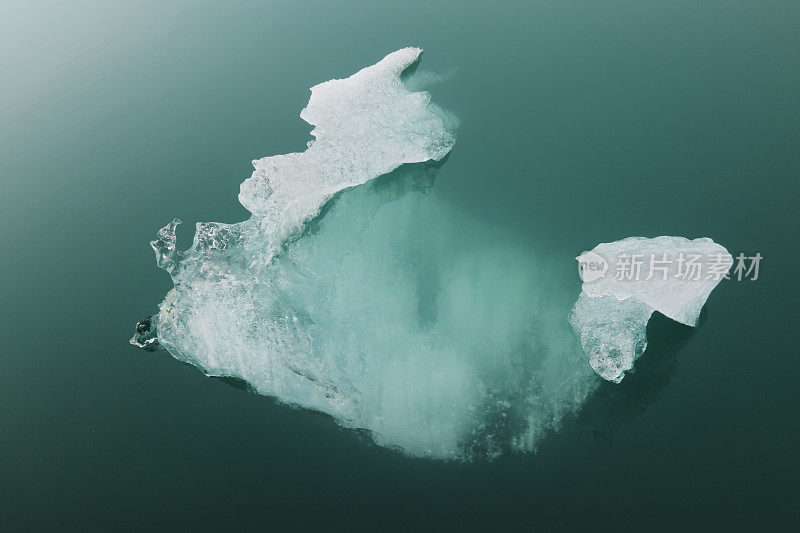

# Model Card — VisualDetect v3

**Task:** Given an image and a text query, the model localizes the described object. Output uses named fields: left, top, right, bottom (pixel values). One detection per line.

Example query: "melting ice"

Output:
left=570, top=237, right=732, bottom=383
left=132, top=48, right=729, bottom=459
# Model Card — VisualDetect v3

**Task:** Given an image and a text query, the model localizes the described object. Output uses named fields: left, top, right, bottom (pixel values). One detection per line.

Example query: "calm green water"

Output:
left=1, top=0, right=798, bottom=530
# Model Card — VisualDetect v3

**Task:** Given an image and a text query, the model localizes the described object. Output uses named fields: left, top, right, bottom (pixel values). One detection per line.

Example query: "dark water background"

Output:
left=1, top=1, right=798, bottom=530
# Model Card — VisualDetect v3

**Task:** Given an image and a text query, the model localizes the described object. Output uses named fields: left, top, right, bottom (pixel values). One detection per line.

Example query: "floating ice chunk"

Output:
left=238, top=47, right=457, bottom=255
left=133, top=49, right=601, bottom=459
left=570, top=236, right=732, bottom=382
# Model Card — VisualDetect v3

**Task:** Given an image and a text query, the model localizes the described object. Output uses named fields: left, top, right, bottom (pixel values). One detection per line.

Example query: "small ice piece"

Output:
left=569, top=236, right=732, bottom=383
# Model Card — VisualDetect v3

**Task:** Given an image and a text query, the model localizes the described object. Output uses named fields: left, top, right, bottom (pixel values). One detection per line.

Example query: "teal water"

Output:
left=1, top=1, right=798, bottom=530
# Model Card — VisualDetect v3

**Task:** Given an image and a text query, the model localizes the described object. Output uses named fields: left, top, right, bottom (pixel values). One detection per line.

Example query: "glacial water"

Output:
left=1, top=0, right=798, bottom=529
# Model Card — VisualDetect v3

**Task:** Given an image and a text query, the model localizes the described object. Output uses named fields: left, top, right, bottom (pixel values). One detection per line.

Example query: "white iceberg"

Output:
left=238, top=47, right=457, bottom=254
left=570, top=236, right=732, bottom=383
left=132, top=48, right=597, bottom=459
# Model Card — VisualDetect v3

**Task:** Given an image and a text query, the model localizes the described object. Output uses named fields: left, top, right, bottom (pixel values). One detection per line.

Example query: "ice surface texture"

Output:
left=239, top=47, right=457, bottom=252
left=570, top=237, right=732, bottom=383
left=133, top=49, right=597, bottom=459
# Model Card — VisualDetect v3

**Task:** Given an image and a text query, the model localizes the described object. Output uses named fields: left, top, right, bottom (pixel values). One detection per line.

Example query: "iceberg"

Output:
left=131, top=48, right=731, bottom=458
left=569, top=237, right=732, bottom=383
left=132, top=48, right=598, bottom=459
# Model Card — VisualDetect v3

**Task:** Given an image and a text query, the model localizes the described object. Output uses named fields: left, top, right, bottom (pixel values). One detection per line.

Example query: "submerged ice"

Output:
left=570, top=237, right=732, bottom=383
left=133, top=48, right=600, bottom=459
left=133, top=48, right=729, bottom=459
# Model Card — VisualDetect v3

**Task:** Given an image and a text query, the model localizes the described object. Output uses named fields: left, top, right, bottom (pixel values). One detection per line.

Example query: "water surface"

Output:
left=0, top=0, right=797, bottom=529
